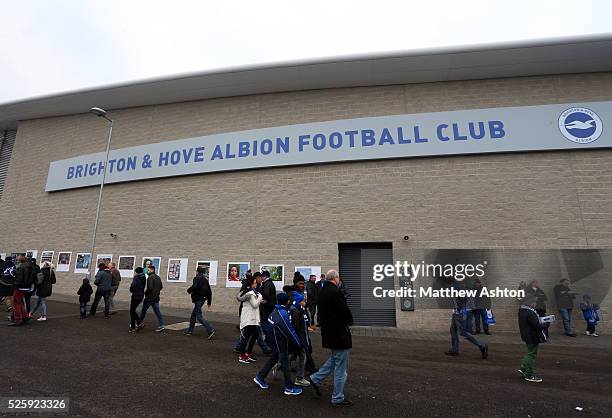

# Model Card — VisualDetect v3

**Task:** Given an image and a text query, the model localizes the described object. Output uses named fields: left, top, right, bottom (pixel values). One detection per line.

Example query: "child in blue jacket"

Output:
left=580, top=294, right=600, bottom=337
left=254, top=292, right=304, bottom=396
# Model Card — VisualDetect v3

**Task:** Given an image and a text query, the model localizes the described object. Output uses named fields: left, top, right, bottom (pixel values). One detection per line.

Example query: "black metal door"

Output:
left=338, top=242, right=396, bottom=327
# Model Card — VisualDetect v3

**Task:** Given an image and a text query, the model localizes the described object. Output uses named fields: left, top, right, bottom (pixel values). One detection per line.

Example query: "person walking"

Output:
left=140, top=265, right=165, bottom=332
left=128, top=267, right=146, bottom=333
left=9, top=255, right=34, bottom=326
left=108, top=262, right=122, bottom=315
left=1, top=257, right=15, bottom=314
left=77, top=277, right=94, bottom=319
left=253, top=292, right=303, bottom=396
left=518, top=294, right=551, bottom=383
left=234, top=272, right=271, bottom=354
left=307, top=270, right=353, bottom=407
left=259, top=270, right=277, bottom=341
left=30, top=261, right=56, bottom=321
left=237, top=276, right=263, bottom=363
left=90, top=263, right=113, bottom=318
left=185, top=266, right=215, bottom=338
left=523, top=280, right=549, bottom=338
left=25, top=258, right=40, bottom=317
left=445, top=280, right=488, bottom=359
left=306, top=274, right=319, bottom=331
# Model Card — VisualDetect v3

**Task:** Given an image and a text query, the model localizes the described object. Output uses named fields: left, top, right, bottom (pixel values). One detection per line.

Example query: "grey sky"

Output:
left=1, top=0, right=611, bottom=104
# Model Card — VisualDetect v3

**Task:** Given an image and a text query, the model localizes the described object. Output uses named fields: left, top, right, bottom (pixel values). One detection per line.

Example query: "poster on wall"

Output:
left=75, top=253, right=92, bottom=274
left=0, top=253, right=6, bottom=260
left=142, top=257, right=162, bottom=276
left=196, top=260, right=218, bottom=286
left=226, top=262, right=250, bottom=288
left=57, top=252, right=72, bottom=272
left=295, top=266, right=322, bottom=282
left=118, top=256, right=136, bottom=278
left=40, top=251, right=55, bottom=265
left=167, top=258, right=188, bottom=283
left=96, top=254, right=113, bottom=267
left=260, top=264, right=284, bottom=283
left=26, top=250, right=38, bottom=260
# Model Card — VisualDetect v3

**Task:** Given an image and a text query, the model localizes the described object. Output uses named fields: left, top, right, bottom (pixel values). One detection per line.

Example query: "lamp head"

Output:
left=89, top=107, right=107, bottom=118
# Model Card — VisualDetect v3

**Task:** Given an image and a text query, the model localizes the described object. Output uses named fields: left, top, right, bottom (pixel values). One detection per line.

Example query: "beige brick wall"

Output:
left=1, top=72, right=612, bottom=331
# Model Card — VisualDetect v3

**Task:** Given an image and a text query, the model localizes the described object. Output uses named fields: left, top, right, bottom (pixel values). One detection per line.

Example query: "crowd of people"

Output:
left=0, top=253, right=604, bottom=396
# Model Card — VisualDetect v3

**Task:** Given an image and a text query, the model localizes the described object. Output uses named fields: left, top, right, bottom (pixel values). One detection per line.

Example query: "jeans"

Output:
left=307, top=304, right=316, bottom=325
left=257, top=351, right=292, bottom=389
left=109, top=286, right=119, bottom=312
left=188, top=300, right=214, bottom=334
left=130, top=298, right=143, bottom=329
left=31, top=297, right=47, bottom=316
left=140, top=300, right=165, bottom=327
left=559, top=308, right=573, bottom=335
left=521, top=343, right=539, bottom=378
left=310, top=348, right=351, bottom=404
left=450, top=313, right=485, bottom=353
left=586, top=321, right=596, bottom=333
left=12, top=289, right=27, bottom=322
left=467, top=309, right=489, bottom=333
left=90, top=289, right=111, bottom=317
left=79, top=302, right=88, bottom=318
left=296, top=349, right=307, bottom=379
left=238, top=325, right=258, bottom=354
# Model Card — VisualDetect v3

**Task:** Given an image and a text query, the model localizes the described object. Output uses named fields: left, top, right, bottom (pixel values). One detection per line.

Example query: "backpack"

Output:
left=36, top=271, right=45, bottom=286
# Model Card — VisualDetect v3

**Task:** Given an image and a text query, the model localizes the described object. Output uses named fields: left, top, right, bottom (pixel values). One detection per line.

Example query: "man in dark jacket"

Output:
left=468, top=279, right=491, bottom=335
left=518, top=294, right=551, bottom=383
left=185, top=266, right=215, bottom=338
left=306, top=274, right=319, bottom=331
left=259, top=270, right=277, bottom=343
left=90, top=263, right=113, bottom=318
left=108, top=262, right=122, bottom=315
left=9, top=255, right=33, bottom=326
left=140, top=265, right=165, bottom=332
left=1, top=257, right=15, bottom=313
left=554, top=278, right=576, bottom=337
left=25, top=258, right=40, bottom=315
left=128, top=267, right=146, bottom=332
left=308, top=270, right=353, bottom=407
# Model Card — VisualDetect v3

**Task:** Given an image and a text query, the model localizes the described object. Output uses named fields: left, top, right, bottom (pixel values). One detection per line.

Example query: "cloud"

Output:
left=1, top=0, right=611, bottom=103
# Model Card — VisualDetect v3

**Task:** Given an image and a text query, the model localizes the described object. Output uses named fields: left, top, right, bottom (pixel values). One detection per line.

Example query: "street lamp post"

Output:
left=88, top=107, right=114, bottom=279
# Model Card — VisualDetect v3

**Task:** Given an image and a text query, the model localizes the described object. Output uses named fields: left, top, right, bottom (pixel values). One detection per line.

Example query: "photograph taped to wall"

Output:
left=75, top=253, right=91, bottom=274
left=57, top=252, right=72, bottom=272
left=295, top=266, right=322, bottom=282
left=167, top=258, right=188, bottom=282
left=142, top=257, right=161, bottom=276
left=197, top=260, right=218, bottom=286
left=96, top=254, right=113, bottom=267
left=226, top=262, right=250, bottom=288
left=118, top=256, right=136, bottom=278
left=40, top=251, right=55, bottom=265
left=26, top=250, right=38, bottom=260
left=260, top=264, right=284, bottom=283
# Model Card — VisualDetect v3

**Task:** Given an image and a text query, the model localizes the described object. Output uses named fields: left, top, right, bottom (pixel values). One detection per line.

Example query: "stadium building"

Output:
left=1, top=35, right=612, bottom=331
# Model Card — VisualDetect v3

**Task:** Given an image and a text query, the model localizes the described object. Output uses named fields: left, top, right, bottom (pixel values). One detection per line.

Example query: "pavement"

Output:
left=1, top=300, right=611, bottom=417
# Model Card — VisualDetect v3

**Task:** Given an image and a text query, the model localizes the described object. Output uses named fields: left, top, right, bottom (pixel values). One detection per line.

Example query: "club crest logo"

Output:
left=558, top=107, right=603, bottom=144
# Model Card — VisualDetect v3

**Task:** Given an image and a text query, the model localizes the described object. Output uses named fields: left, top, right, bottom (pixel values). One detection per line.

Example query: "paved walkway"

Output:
left=49, top=294, right=611, bottom=348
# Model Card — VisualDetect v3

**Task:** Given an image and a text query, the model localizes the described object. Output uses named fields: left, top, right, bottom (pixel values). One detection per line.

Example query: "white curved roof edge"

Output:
left=2, top=33, right=612, bottom=130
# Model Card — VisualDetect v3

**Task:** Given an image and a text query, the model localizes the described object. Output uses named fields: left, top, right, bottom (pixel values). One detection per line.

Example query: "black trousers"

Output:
left=238, top=325, right=258, bottom=354
left=90, top=290, right=111, bottom=317
left=130, top=297, right=143, bottom=329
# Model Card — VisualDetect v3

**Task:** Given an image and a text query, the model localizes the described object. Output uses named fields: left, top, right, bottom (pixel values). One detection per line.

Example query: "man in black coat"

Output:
left=258, top=270, right=277, bottom=344
left=307, top=270, right=353, bottom=407
left=10, top=255, right=33, bottom=325
left=185, top=266, right=215, bottom=338
left=554, top=278, right=576, bottom=337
